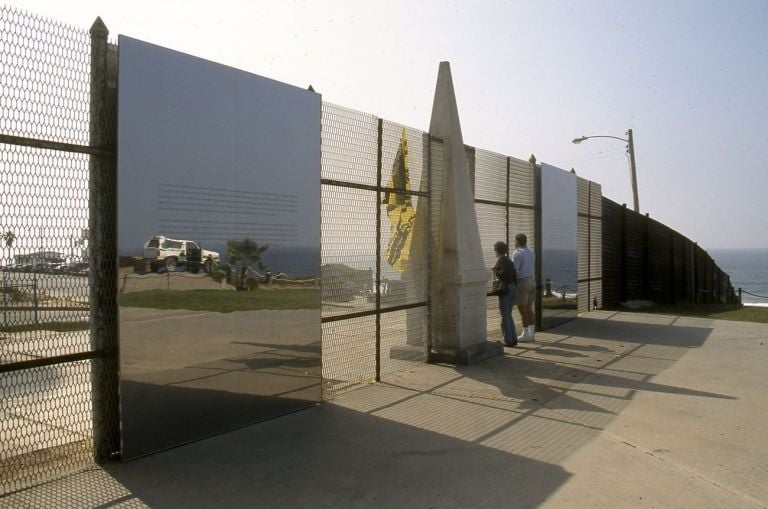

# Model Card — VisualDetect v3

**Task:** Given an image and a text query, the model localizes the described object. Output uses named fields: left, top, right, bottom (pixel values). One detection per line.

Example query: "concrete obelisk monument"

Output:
left=429, top=62, right=502, bottom=364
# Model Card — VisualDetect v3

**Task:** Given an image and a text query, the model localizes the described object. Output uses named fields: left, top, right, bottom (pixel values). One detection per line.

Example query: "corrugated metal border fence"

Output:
left=600, top=197, right=737, bottom=307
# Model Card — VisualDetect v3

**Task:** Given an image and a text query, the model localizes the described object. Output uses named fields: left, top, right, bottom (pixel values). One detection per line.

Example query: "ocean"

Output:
left=709, top=249, right=768, bottom=307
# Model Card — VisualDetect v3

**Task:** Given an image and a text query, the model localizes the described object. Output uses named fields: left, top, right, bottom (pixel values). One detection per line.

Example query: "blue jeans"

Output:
left=498, top=284, right=518, bottom=345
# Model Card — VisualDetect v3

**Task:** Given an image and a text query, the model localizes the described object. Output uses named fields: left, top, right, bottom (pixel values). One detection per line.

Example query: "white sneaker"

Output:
left=528, top=325, right=535, bottom=341
left=519, top=327, right=534, bottom=342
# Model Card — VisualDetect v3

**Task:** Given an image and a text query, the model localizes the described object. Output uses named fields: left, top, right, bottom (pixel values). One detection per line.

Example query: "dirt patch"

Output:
left=119, top=273, right=235, bottom=294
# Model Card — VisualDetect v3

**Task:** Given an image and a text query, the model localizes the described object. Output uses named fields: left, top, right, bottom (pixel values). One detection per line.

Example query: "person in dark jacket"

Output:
left=492, top=241, right=518, bottom=347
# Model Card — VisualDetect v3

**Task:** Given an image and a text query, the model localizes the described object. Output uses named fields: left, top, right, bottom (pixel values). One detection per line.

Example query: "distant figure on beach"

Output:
left=512, top=233, right=536, bottom=342
left=492, top=241, right=518, bottom=347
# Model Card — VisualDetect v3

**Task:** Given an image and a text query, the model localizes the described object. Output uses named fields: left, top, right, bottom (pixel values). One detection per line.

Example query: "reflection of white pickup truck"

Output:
left=143, top=235, right=220, bottom=273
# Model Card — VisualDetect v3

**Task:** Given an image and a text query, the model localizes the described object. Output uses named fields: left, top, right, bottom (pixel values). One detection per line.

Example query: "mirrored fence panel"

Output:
left=540, top=163, right=578, bottom=329
left=117, top=36, right=322, bottom=459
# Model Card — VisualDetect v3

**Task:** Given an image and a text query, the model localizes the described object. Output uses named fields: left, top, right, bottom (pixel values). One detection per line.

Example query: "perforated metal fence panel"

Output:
left=577, top=178, right=602, bottom=313
left=507, top=157, right=535, bottom=331
left=473, top=149, right=533, bottom=340
left=320, top=104, right=431, bottom=399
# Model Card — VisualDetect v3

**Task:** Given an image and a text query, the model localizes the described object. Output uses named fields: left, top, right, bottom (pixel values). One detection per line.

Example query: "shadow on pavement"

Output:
left=551, top=315, right=711, bottom=347
left=120, top=378, right=320, bottom=460
left=454, top=315, right=734, bottom=416
left=104, top=404, right=571, bottom=509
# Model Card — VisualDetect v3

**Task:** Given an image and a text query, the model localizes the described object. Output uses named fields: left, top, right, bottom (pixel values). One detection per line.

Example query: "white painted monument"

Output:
left=429, top=62, right=502, bottom=364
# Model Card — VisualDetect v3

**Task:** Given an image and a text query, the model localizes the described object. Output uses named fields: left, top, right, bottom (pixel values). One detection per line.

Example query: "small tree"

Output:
left=226, top=238, right=269, bottom=271
left=2, top=230, right=15, bottom=248
left=2, top=230, right=15, bottom=266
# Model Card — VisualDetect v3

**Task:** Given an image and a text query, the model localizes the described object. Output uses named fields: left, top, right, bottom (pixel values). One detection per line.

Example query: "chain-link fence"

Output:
left=0, top=7, right=119, bottom=496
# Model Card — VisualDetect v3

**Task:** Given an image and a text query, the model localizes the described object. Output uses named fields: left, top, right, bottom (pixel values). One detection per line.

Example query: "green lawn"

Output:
left=119, top=289, right=321, bottom=313
left=609, top=303, right=768, bottom=323
left=542, top=295, right=578, bottom=310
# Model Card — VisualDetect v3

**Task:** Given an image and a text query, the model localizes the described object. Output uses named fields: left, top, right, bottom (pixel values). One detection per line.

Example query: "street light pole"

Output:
left=572, top=130, right=640, bottom=213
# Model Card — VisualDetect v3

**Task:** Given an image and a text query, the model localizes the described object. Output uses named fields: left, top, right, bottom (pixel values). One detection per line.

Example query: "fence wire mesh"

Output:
left=320, top=104, right=431, bottom=398
left=474, top=151, right=535, bottom=338
left=0, top=7, right=110, bottom=496
left=0, top=6, right=91, bottom=146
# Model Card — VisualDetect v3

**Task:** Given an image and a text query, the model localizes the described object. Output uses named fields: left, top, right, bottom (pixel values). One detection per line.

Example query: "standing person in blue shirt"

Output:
left=512, top=233, right=536, bottom=342
left=492, top=241, right=518, bottom=347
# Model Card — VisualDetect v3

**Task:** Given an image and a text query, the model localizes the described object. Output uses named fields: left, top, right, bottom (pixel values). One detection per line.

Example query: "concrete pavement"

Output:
left=1, top=310, right=766, bottom=508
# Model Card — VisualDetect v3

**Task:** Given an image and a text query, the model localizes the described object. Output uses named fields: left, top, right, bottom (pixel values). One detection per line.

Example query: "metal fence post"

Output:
left=505, top=157, right=510, bottom=246
left=89, top=17, right=120, bottom=462
left=33, top=274, right=38, bottom=324
left=621, top=203, right=627, bottom=303
left=670, top=230, right=676, bottom=304
left=643, top=212, right=650, bottom=300
left=691, top=242, right=697, bottom=303
left=375, top=118, right=383, bottom=382
left=426, top=134, right=434, bottom=355
left=2, top=268, right=6, bottom=328
left=531, top=155, right=542, bottom=331
left=587, top=181, right=592, bottom=311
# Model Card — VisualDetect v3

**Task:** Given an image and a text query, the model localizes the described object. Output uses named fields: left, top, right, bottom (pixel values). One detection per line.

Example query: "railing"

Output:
left=738, top=288, right=768, bottom=307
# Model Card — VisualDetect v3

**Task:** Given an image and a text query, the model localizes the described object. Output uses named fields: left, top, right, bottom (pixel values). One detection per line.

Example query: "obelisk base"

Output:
left=429, top=340, right=503, bottom=365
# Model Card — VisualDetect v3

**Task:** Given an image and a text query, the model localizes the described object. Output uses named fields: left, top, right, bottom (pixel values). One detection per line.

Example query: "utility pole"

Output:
left=627, top=129, right=639, bottom=213
left=572, top=130, right=640, bottom=213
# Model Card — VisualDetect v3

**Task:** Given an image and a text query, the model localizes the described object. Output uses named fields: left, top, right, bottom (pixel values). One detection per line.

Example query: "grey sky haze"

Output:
left=8, top=0, right=768, bottom=248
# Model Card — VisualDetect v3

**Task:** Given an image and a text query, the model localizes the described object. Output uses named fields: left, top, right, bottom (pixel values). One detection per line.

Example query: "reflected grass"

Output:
left=119, top=289, right=321, bottom=312
left=542, top=295, right=577, bottom=310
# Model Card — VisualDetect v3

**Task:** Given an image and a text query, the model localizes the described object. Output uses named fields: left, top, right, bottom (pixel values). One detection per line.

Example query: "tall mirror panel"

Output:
left=117, top=37, right=322, bottom=459
left=540, top=163, right=578, bottom=329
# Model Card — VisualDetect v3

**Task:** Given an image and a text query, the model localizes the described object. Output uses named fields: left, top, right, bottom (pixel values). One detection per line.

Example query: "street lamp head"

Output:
left=570, top=130, right=639, bottom=213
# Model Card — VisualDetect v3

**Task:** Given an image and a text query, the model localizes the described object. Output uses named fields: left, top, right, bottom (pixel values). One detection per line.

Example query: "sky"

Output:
left=6, top=0, right=768, bottom=249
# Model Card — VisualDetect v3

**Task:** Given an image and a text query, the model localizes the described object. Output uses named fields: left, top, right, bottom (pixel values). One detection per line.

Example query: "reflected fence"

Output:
left=0, top=6, right=737, bottom=496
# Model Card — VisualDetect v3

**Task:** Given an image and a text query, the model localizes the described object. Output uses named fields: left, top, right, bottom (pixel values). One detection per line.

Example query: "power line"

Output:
left=560, top=148, right=626, bottom=165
